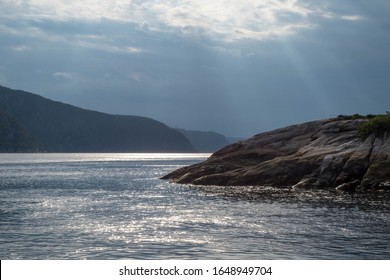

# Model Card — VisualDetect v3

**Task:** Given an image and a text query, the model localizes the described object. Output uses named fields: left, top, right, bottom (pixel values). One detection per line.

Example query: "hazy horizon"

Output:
left=1, top=1, right=389, bottom=137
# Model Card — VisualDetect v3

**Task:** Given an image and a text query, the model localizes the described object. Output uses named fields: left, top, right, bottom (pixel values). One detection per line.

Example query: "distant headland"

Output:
left=163, top=114, right=390, bottom=192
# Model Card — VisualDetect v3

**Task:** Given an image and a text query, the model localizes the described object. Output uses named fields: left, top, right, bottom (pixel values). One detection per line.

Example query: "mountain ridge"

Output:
left=0, top=85, right=196, bottom=152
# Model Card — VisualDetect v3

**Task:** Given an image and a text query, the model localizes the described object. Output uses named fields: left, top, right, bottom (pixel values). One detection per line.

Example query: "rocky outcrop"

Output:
left=162, top=118, right=390, bottom=192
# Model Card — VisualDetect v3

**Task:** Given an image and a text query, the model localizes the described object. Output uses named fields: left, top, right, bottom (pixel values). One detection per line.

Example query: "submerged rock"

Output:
left=162, top=118, right=390, bottom=192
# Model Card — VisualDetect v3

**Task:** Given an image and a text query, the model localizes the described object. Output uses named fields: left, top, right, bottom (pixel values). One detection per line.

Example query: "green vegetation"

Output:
left=337, top=113, right=376, bottom=120
left=357, top=112, right=390, bottom=139
left=336, top=113, right=390, bottom=139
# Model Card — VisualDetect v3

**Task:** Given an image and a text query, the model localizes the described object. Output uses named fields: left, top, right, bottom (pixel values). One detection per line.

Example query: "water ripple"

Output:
left=1, top=153, right=389, bottom=259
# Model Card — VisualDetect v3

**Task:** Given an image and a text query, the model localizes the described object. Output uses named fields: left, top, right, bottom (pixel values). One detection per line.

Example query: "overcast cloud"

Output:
left=0, top=0, right=389, bottom=137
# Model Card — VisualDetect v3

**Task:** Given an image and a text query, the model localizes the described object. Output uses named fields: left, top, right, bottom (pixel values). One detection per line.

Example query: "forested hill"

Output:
left=0, top=85, right=196, bottom=152
left=0, top=110, right=40, bottom=152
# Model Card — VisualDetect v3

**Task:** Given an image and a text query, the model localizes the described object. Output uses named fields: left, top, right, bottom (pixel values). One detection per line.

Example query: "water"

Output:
left=0, top=153, right=389, bottom=259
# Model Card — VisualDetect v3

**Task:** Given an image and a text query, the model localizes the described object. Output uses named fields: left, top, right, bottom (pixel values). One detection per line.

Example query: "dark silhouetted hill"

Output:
left=0, top=110, right=40, bottom=152
left=0, top=85, right=196, bottom=152
left=176, top=129, right=229, bottom=152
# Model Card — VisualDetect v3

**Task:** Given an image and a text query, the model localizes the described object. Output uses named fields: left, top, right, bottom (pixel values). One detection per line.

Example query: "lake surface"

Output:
left=0, top=153, right=389, bottom=259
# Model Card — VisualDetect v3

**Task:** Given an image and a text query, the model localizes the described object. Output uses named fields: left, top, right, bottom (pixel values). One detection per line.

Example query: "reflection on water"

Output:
left=0, top=153, right=389, bottom=259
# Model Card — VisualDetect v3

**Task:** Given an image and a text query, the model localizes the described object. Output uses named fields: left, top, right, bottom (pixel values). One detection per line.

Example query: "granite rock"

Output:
left=162, top=118, right=390, bottom=191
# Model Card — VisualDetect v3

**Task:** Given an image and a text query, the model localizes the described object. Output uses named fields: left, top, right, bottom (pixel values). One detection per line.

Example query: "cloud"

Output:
left=1, top=0, right=128, bottom=21
left=10, top=45, right=30, bottom=52
left=52, top=72, right=77, bottom=80
left=0, top=1, right=371, bottom=62
left=0, top=0, right=388, bottom=137
left=128, top=72, right=145, bottom=82
left=76, top=39, right=144, bottom=55
left=0, top=0, right=365, bottom=45
left=339, top=15, right=365, bottom=21
left=125, top=0, right=317, bottom=41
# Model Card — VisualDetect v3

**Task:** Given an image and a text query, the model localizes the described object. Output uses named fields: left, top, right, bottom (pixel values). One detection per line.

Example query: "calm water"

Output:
left=0, top=153, right=389, bottom=259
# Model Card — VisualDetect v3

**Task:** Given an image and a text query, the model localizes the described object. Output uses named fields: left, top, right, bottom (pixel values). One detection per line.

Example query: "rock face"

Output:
left=162, top=118, right=390, bottom=191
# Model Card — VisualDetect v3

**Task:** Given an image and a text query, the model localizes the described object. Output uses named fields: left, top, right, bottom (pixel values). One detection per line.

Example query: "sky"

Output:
left=0, top=0, right=389, bottom=137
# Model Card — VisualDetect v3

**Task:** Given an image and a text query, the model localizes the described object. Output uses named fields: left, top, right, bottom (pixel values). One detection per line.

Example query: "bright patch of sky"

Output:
left=0, top=1, right=364, bottom=43
left=0, top=0, right=389, bottom=137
